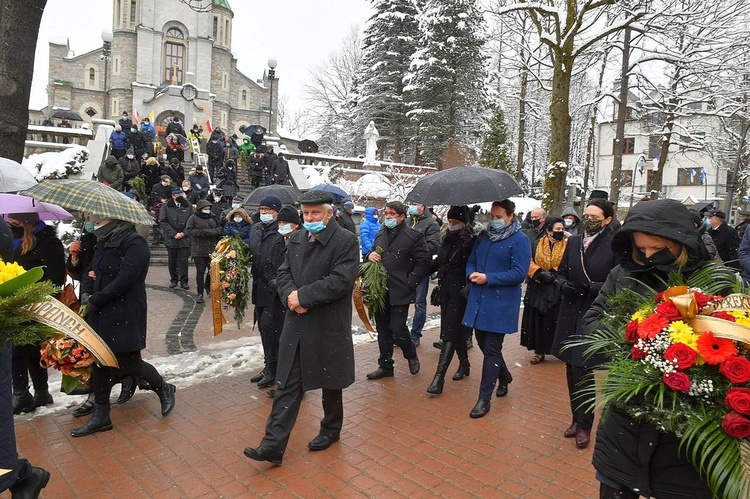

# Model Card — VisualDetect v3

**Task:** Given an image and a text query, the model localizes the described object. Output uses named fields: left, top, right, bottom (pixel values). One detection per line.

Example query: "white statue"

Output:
left=363, top=121, right=379, bottom=165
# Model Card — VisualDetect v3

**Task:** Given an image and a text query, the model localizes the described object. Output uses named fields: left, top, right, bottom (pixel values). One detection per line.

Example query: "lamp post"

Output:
left=267, top=57, right=277, bottom=133
left=101, top=31, right=113, bottom=120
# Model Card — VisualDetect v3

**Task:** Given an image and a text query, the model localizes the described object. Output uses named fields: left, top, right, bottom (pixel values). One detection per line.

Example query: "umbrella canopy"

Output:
left=0, top=194, right=72, bottom=220
left=310, top=184, right=349, bottom=203
left=298, top=139, right=319, bottom=153
left=51, top=109, right=83, bottom=121
left=166, top=133, right=189, bottom=150
left=244, top=184, right=302, bottom=205
left=244, top=124, right=266, bottom=136
left=405, top=166, right=524, bottom=206
left=21, top=180, right=154, bottom=225
left=0, top=158, right=37, bottom=193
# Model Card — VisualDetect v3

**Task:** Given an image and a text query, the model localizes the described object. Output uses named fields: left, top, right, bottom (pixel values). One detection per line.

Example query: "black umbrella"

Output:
left=405, top=166, right=523, bottom=205
left=244, top=124, right=266, bottom=137
left=51, top=109, right=84, bottom=121
left=244, top=184, right=302, bottom=205
left=298, top=139, right=319, bottom=153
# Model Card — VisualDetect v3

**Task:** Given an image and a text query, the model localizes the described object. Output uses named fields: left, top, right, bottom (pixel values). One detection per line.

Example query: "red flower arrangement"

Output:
left=40, top=336, right=96, bottom=393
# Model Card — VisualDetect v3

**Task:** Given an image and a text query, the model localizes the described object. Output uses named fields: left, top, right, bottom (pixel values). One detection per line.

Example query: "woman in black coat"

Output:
left=71, top=217, right=175, bottom=437
left=215, top=159, right=239, bottom=199
left=8, top=213, right=65, bottom=414
left=184, top=200, right=223, bottom=303
left=582, top=199, right=714, bottom=498
left=426, top=206, right=474, bottom=395
left=551, top=198, right=617, bottom=449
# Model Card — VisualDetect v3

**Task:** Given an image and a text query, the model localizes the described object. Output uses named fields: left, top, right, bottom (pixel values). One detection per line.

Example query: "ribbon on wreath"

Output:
left=209, top=255, right=228, bottom=336
left=667, top=287, right=750, bottom=345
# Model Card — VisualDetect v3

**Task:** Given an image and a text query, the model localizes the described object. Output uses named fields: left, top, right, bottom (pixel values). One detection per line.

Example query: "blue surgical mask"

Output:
left=231, top=203, right=241, bottom=209
left=278, top=224, right=293, bottom=236
left=384, top=218, right=399, bottom=229
left=408, top=205, right=419, bottom=216
left=201, top=209, right=211, bottom=215
left=84, top=221, right=96, bottom=233
left=303, top=220, right=326, bottom=234
left=448, top=223, right=463, bottom=233
left=489, top=219, right=506, bottom=230
left=260, top=213, right=274, bottom=224
left=704, top=218, right=711, bottom=228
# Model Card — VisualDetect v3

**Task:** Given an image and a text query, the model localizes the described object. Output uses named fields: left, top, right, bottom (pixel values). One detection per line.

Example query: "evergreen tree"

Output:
left=404, top=0, right=488, bottom=167
left=355, top=0, right=421, bottom=163
left=479, top=107, right=513, bottom=172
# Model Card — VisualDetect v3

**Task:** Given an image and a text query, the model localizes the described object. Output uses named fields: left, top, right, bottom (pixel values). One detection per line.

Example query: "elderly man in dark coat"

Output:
left=244, top=190, right=359, bottom=465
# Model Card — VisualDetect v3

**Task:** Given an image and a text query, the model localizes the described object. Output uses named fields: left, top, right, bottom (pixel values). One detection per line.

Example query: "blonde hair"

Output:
left=14, top=223, right=37, bottom=255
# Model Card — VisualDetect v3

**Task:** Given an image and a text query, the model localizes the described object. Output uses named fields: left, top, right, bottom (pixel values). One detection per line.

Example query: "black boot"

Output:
left=33, top=389, right=53, bottom=408
left=117, top=376, right=137, bottom=405
left=13, top=389, right=35, bottom=415
left=427, top=342, right=454, bottom=395
left=155, top=382, right=176, bottom=416
left=72, top=392, right=95, bottom=417
left=452, top=342, right=470, bottom=381
left=71, top=403, right=112, bottom=437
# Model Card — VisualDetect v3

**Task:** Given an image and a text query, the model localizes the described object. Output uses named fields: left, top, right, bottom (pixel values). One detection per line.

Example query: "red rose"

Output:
left=720, top=356, right=750, bottom=384
left=654, top=291, right=665, bottom=303
left=631, top=345, right=647, bottom=360
left=692, top=291, right=711, bottom=308
left=663, top=371, right=691, bottom=392
left=664, top=343, right=698, bottom=370
left=722, top=412, right=750, bottom=438
left=725, top=388, right=750, bottom=416
left=625, top=320, right=640, bottom=343
left=655, top=301, right=682, bottom=321
left=712, top=311, right=736, bottom=322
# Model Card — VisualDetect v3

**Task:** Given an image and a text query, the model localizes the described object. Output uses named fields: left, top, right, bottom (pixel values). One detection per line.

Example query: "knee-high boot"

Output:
left=452, top=340, right=470, bottom=380
left=427, top=342, right=455, bottom=395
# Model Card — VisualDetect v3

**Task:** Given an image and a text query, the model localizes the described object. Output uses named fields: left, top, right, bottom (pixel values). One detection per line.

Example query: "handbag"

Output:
left=430, top=285, right=441, bottom=306
left=58, top=283, right=81, bottom=313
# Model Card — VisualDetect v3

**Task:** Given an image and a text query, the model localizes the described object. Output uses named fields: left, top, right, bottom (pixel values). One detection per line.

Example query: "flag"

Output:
left=699, top=168, right=707, bottom=184
left=689, top=168, right=696, bottom=182
left=652, top=155, right=660, bottom=171
left=133, top=104, right=140, bottom=125
left=147, top=110, right=155, bottom=124
left=205, top=119, right=213, bottom=134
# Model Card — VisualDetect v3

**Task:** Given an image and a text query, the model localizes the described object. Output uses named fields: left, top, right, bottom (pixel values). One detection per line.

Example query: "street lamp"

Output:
left=101, top=31, right=113, bottom=120
left=267, top=57, right=277, bottom=133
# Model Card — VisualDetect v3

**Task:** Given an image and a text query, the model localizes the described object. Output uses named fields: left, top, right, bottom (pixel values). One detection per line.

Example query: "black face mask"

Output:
left=9, top=225, right=23, bottom=238
left=638, top=247, right=677, bottom=267
left=532, top=219, right=543, bottom=229
left=551, top=231, right=564, bottom=241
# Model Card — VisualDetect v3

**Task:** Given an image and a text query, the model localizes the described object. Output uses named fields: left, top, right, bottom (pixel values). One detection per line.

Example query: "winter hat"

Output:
left=259, top=194, right=282, bottom=212
left=196, top=165, right=204, bottom=171
left=277, top=206, right=301, bottom=225
left=126, top=148, right=134, bottom=154
left=589, top=190, right=609, bottom=201
left=8, top=213, right=39, bottom=226
left=160, top=175, right=171, bottom=181
left=232, top=196, right=244, bottom=204
left=446, top=205, right=469, bottom=224
left=343, top=200, right=355, bottom=211
left=196, top=199, right=212, bottom=209
left=105, top=155, right=118, bottom=166
left=709, top=210, right=726, bottom=220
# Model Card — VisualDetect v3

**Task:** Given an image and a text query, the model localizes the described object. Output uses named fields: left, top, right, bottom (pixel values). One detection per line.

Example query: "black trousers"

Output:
left=92, top=351, right=164, bottom=405
left=11, top=343, right=48, bottom=392
left=193, top=256, right=211, bottom=295
left=375, top=304, right=416, bottom=371
left=475, top=330, right=510, bottom=400
left=566, top=363, right=595, bottom=429
left=0, top=343, right=31, bottom=492
left=166, top=246, right=190, bottom=285
left=256, top=304, right=279, bottom=374
left=260, top=346, right=343, bottom=454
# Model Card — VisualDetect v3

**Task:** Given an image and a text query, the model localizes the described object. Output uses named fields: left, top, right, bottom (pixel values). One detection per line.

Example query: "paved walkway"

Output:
left=6, top=266, right=599, bottom=498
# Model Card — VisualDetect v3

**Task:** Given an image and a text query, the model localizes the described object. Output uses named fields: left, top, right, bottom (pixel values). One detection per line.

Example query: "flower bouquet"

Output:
left=354, top=247, right=387, bottom=334
left=211, top=235, right=250, bottom=328
left=40, top=336, right=95, bottom=393
left=574, top=265, right=750, bottom=497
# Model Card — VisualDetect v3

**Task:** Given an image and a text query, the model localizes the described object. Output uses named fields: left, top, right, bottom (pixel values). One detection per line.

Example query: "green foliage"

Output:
left=0, top=280, right=58, bottom=345
left=130, top=176, right=147, bottom=205
left=479, top=107, right=513, bottom=172
left=359, top=247, right=388, bottom=318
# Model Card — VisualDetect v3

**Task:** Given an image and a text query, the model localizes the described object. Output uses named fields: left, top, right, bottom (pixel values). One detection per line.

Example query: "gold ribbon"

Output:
left=210, top=255, right=228, bottom=336
left=668, top=292, right=750, bottom=345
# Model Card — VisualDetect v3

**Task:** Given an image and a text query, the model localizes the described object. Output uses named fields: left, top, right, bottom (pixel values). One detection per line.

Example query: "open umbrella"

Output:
left=405, top=166, right=523, bottom=206
left=0, top=158, right=37, bottom=193
left=166, top=133, right=190, bottom=151
left=51, top=109, right=83, bottom=121
left=245, top=184, right=302, bottom=205
left=21, top=180, right=154, bottom=225
left=244, top=124, right=266, bottom=137
left=0, top=194, right=72, bottom=220
left=310, top=184, right=349, bottom=204
left=298, top=139, right=319, bottom=153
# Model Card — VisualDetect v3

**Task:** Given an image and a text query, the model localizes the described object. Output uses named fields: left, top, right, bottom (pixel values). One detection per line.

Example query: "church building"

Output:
left=45, top=0, right=277, bottom=138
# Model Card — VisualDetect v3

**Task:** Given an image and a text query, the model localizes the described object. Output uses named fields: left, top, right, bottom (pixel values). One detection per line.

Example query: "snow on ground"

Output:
left=22, top=146, right=89, bottom=180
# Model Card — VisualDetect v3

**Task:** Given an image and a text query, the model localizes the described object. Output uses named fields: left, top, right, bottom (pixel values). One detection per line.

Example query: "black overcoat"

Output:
left=434, top=228, right=474, bottom=342
left=247, top=220, right=283, bottom=308
left=371, top=223, right=431, bottom=306
left=275, top=219, right=359, bottom=391
left=159, top=198, right=191, bottom=249
left=12, top=225, right=66, bottom=288
left=184, top=211, right=222, bottom=258
left=82, top=227, right=150, bottom=354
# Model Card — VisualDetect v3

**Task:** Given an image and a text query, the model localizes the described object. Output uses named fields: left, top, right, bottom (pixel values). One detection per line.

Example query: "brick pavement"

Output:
left=5, top=265, right=599, bottom=498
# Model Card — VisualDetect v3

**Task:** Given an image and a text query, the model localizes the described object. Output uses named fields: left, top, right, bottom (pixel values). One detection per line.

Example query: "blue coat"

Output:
left=461, top=230, right=531, bottom=334
left=359, top=207, right=380, bottom=255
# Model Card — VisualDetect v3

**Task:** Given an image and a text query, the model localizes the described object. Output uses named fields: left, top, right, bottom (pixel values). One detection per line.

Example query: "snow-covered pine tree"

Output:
left=404, top=0, right=488, bottom=168
left=355, top=0, right=421, bottom=163
left=479, top=106, right=513, bottom=172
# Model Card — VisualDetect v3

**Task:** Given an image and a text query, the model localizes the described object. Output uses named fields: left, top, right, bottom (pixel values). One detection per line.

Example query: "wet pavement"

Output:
left=6, top=265, right=599, bottom=498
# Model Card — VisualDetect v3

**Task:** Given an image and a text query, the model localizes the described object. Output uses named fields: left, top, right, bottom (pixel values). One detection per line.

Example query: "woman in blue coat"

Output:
left=462, top=199, right=531, bottom=419
left=358, top=207, right=380, bottom=259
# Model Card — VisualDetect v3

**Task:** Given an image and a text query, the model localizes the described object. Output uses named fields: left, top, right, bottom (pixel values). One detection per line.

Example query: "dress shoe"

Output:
left=564, top=422, right=579, bottom=438
left=266, top=389, right=276, bottom=398
left=466, top=337, right=474, bottom=349
left=412, top=338, right=420, bottom=348
left=433, top=339, right=443, bottom=349
left=308, top=433, right=340, bottom=451
left=169, top=282, right=178, bottom=288
left=12, top=390, right=35, bottom=415
left=33, top=390, right=53, bottom=408
left=258, top=373, right=275, bottom=389
left=408, top=356, right=420, bottom=375
left=250, top=369, right=266, bottom=383
left=243, top=446, right=283, bottom=465
left=575, top=427, right=591, bottom=448
left=117, top=376, right=137, bottom=405
left=196, top=293, right=204, bottom=304
left=71, top=403, right=113, bottom=437
left=366, top=368, right=394, bottom=380
left=470, top=398, right=491, bottom=419
left=180, top=283, right=190, bottom=290
left=156, top=383, right=176, bottom=416
left=9, top=466, right=50, bottom=499
left=72, top=393, right=95, bottom=417
left=495, top=381, right=509, bottom=398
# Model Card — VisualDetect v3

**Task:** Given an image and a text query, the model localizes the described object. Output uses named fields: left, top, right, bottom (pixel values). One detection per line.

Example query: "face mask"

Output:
left=92, top=221, right=110, bottom=231
left=126, top=154, right=134, bottom=159
left=162, top=181, right=169, bottom=187
left=408, top=205, right=419, bottom=216
left=182, top=186, right=189, bottom=192
left=448, top=223, right=463, bottom=233
left=489, top=219, right=506, bottom=230
left=303, top=220, right=326, bottom=234
left=260, top=213, right=274, bottom=224
left=384, top=218, right=399, bottom=229
left=532, top=219, right=543, bottom=229
left=583, top=218, right=603, bottom=235
left=551, top=231, right=565, bottom=241
left=639, top=247, right=678, bottom=267
left=84, top=221, right=96, bottom=233
left=201, top=209, right=211, bottom=215
left=9, top=225, right=23, bottom=237
left=278, top=224, right=293, bottom=236
left=233, top=216, right=243, bottom=223
left=231, top=203, right=240, bottom=209
left=214, top=195, right=222, bottom=201
left=563, top=218, right=574, bottom=227
left=704, top=218, right=711, bottom=229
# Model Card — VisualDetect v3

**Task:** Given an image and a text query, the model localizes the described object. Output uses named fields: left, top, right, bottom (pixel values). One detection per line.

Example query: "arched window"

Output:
left=166, top=27, right=184, bottom=39
left=89, top=68, right=95, bottom=86
left=241, top=90, right=247, bottom=108
left=164, top=27, right=186, bottom=84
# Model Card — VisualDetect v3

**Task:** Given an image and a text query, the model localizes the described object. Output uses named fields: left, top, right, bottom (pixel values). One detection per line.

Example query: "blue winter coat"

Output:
left=139, top=123, right=156, bottom=140
left=359, top=207, right=380, bottom=255
left=109, top=130, right=127, bottom=151
left=461, top=230, right=531, bottom=334
left=223, top=209, right=253, bottom=246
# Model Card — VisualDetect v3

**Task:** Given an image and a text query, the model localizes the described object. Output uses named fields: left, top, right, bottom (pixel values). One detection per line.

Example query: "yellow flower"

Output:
left=631, top=306, right=653, bottom=321
left=668, top=320, right=698, bottom=350
left=0, top=261, right=26, bottom=284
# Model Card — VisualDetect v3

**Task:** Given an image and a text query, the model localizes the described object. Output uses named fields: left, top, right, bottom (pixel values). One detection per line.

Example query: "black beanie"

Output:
left=277, top=206, right=301, bottom=225
left=446, top=205, right=469, bottom=223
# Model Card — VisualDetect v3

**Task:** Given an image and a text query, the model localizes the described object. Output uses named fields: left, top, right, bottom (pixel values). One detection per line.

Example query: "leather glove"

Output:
left=560, top=281, right=579, bottom=296
left=81, top=293, right=96, bottom=312
left=539, top=271, right=555, bottom=284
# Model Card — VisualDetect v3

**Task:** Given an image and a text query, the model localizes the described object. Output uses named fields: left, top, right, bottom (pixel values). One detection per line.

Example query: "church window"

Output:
left=166, top=27, right=184, bottom=39
left=85, top=107, right=97, bottom=118
left=213, top=17, right=218, bottom=40
left=224, top=20, right=230, bottom=45
left=130, top=0, right=137, bottom=26
left=165, top=42, right=184, bottom=84
left=222, top=72, right=229, bottom=91
left=89, top=68, right=95, bottom=86
left=111, top=98, right=119, bottom=117
left=115, top=1, right=121, bottom=29
left=113, top=57, right=120, bottom=76
left=220, top=111, right=228, bottom=129
left=241, top=90, right=247, bottom=108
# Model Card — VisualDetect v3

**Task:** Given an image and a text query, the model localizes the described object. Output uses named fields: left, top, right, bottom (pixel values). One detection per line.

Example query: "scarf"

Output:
left=94, top=220, right=132, bottom=241
left=487, top=219, right=521, bottom=242
left=534, top=236, right=567, bottom=271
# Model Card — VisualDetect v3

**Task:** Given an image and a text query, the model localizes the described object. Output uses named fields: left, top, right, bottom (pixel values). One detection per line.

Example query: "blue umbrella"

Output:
left=310, top=184, right=349, bottom=203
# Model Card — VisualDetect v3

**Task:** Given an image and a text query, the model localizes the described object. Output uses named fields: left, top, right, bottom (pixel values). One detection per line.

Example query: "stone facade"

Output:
left=44, top=0, right=276, bottom=140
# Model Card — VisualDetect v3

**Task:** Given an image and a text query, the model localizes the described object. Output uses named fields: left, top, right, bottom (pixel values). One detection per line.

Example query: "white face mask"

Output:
left=233, top=216, right=243, bottom=223
left=278, top=223, right=293, bottom=236
left=161, top=181, right=169, bottom=187
left=182, top=186, right=189, bottom=192
left=201, top=209, right=211, bottom=214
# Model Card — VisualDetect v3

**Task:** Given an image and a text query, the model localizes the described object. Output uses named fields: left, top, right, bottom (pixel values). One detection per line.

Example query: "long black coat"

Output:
left=159, top=197, right=191, bottom=248
left=184, top=211, right=222, bottom=258
left=276, top=219, right=359, bottom=391
left=434, top=229, right=474, bottom=342
left=708, top=221, right=740, bottom=268
left=371, top=223, right=431, bottom=306
left=82, top=227, right=150, bottom=354
left=247, top=220, right=283, bottom=308
left=13, top=224, right=66, bottom=288
left=551, top=230, right=616, bottom=366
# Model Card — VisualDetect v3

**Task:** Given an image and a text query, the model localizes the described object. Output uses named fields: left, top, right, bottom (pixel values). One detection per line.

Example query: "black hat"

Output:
left=8, top=213, right=39, bottom=225
left=708, top=210, right=726, bottom=220
left=196, top=199, right=212, bottom=209
left=277, top=205, right=301, bottom=225
left=589, top=190, right=609, bottom=200
left=738, top=209, right=750, bottom=217
left=259, top=194, right=282, bottom=212
left=446, top=205, right=469, bottom=223
left=298, top=190, right=334, bottom=205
